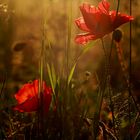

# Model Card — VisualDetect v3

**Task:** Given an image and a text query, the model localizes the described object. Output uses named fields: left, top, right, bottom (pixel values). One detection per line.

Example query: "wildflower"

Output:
left=13, top=80, right=52, bottom=113
left=75, top=0, right=133, bottom=44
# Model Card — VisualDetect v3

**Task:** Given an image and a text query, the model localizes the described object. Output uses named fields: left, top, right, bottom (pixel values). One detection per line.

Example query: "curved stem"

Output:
left=98, top=38, right=108, bottom=119
left=108, top=38, right=119, bottom=139
left=101, top=38, right=107, bottom=59
left=93, top=38, right=108, bottom=139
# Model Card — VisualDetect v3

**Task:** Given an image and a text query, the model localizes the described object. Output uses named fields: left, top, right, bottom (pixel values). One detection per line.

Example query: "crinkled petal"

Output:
left=75, top=1, right=134, bottom=45
left=13, top=79, right=52, bottom=113
left=80, top=3, right=99, bottom=31
left=110, top=11, right=134, bottom=29
left=13, top=96, right=39, bottom=112
left=95, top=14, right=112, bottom=35
left=14, top=88, right=52, bottom=113
left=15, top=80, right=38, bottom=104
left=80, top=3, right=97, bottom=13
left=75, top=33, right=97, bottom=45
left=98, top=0, right=110, bottom=14
left=75, top=17, right=90, bottom=32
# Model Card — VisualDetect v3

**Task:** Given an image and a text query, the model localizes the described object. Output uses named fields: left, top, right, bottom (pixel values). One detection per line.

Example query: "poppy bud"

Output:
left=112, top=29, right=123, bottom=43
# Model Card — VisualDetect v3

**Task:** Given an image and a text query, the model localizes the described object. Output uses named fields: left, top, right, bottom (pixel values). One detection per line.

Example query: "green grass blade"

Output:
left=134, top=129, right=140, bottom=140
left=68, top=63, right=76, bottom=85
left=47, top=63, right=55, bottom=93
left=51, top=63, right=56, bottom=89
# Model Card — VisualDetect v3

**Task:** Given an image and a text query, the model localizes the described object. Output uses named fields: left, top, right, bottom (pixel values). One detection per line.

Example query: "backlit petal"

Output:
left=98, top=0, right=110, bottom=14
left=80, top=3, right=100, bottom=31
left=13, top=79, right=52, bottom=113
left=75, top=17, right=90, bottom=32
left=80, top=3, right=97, bottom=13
left=75, top=33, right=97, bottom=45
left=75, top=1, right=134, bottom=45
left=109, top=11, right=134, bottom=29
left=13, top=96, right=39, bottom=112
left=15, top=80, right=38, bottom=104
left=95, top=14, right=112, bottom=35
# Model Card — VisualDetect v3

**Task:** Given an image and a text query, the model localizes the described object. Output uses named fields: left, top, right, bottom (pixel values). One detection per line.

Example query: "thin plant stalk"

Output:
left=63, top=0, right=73, bottom=112
left=37, top=0, right=47, bottom=138
left=98, top=39, right=116, bottom=133
left=61, top=1, right=73, bottom=139
left=38, top=31, right=45, bottom=140
left=93, top=38, right=108, bottom=139
left=98, top=37, right=119, bottom=139
left=129, top=0, right=132, bottom=138
left=66, top=0, right=72, bottom=79
left=116, top=0, right=120, bottom=16
left=0, top=73, right=7, bottom=97
left=98, top=38, right=108, bottom=118
left=105, top=0, right=120, bottom=138
left=95, top=0, right=121, bottom=133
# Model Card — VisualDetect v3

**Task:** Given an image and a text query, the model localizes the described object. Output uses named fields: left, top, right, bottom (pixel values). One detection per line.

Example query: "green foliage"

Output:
left=68, top=63, right=76, bottom=85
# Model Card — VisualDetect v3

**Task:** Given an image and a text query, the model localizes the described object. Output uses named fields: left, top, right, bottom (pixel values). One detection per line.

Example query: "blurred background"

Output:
left=0, top=0, right=139, bottom=99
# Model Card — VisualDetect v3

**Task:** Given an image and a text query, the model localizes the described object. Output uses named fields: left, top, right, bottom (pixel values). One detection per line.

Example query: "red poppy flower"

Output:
left=13, top=80, right=52, bottom=113
left=75, top=0, right=134, bottom=44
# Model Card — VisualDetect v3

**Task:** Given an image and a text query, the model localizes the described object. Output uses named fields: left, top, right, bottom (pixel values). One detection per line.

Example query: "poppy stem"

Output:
left=102, top=37, right=119, bottom=139
left=108, top=38, right=119, bottom=139
left=116, top=0, right=120, bottom=16
left=108, top=37, right=114, bottom=64
left=101, top=38, right=107, bottom=59
left=92, top=38, right=108, bottom=139
left=98, top=38, right=108, bottom=119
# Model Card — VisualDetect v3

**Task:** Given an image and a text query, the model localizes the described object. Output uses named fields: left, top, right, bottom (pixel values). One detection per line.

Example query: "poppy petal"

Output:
left=15, top=84, right=34, bottom=104
left=110, top=11, right=134, bottom=29
left=95, top=14, right=112, bottom=35
left=98, top=0, right=110, bottom=14
left=13, top=96, right=39, bottom=112
left=80, top=5, right=99, bottom=32
left=75, top=2, right=134, bottom=45
left=13, top=79, right=52, bottom=113
left=80, top=3, right=97, bottom=13
left=15, top=80, right=38, bottom=104
left=75, top=17, right=90, bottom=32
left=75, top=33, right=97, bottom=45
